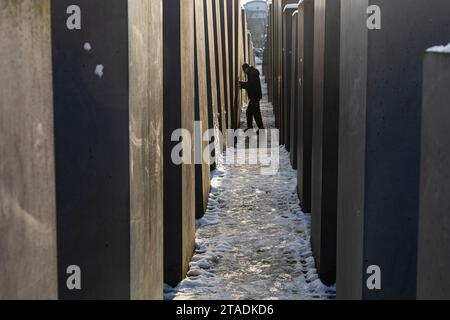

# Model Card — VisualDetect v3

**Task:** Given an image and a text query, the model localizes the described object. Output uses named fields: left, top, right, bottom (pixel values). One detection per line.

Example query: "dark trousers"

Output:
left=246, top=99, right=264, bottom=129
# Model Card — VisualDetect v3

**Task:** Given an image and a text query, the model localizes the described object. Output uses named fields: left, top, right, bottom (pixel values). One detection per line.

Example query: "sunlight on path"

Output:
left=165, top=66, right=336, bottom=300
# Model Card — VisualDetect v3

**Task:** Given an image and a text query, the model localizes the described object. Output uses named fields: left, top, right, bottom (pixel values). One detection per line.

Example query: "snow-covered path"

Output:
left=165, top=68, right=336, bottom=300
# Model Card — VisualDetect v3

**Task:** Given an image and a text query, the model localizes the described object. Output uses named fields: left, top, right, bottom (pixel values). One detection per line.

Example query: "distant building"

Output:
left=244, top=0, right=268, bottom=50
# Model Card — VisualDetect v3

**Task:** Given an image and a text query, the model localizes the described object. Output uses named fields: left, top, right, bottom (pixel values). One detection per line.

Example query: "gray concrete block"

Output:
left=204, top=0, right=219, bottom=170
left=280, top=1, right=298, bottom=147
left=297, top=0, right=314, bottom=213
left=220, top=0, right=232, bottom=130
left=52, top=0, right=129, bottom=300
left=163, top=0, right=196, bottom=287
left=282, top=4, right=298, bottom=152
left=194, top=0, right=211, bottom=219
left=337, top=0, right=450, bottom=300
left=274, top=0, right=283, bottom=131
left=52, top=0, right=164, bottom=299
left=226, top=0, right=237, bottom=129
left=231, top=0, right=240, bottom=129
left=214, top=0, right=228, bottom=141
left=266, top=3, right=274, bottom=103
left=242, top=9, right=248, bottom=65
left=235, top=2, right=246, bottom=127
left=311, top=0, right=341, bottom=287
left=290, top=10, right=299, bottom=170
left=0, top=0, right=58, bottom=300
left=417, top=52, right=450, bottom=300
left=128, top=1, right=164, bottom=300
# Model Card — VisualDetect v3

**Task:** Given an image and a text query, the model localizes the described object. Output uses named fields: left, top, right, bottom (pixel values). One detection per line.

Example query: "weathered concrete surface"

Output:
left=205, top=0, right=220, bottom=134
left=276, top=0, right=282, bottom=130
left=221, top=0, right=232, bottom=130
left=0, top=0, right=57, bottom=300
left=241, top=9, right=249, bottom=109
left=214, top=0, right=227, bottom=143
left=248, top=33, right=255, bottom=66
left=311, top=0, right=340, bottom=287
left=227, top=0, right=237, bottom=129
left=204, top=0, right=220, bottom=169
left=128, top=0, right=164, bottom=300
left=53, top=0, right=164, bottom=300
left=52, top=0, right=130, bottom=299
left=236, top=4, right=245, bottom=126
left=297, top=0, right=314, bottom=213
left=243, top=10, right=248, bottom=64
left=338, top=0, right=450, bottom=300
left=194, top=0, right=211, bottom=219
left=266, top=3, right=273, bottom=102
left=417, top=52, right=450, bottom=300
left=269, top=0, right=272, bottom=78
left=180, top=0, right=196, bottom=287
left=163, top=0, right=196, bottom=287
left=282, top=5, right=297, bottom=152
left=290, top=10, right=299, bottom=170
left=272, top=0, right=280, bottom=129
left=229, top=1, right=244, bottom=129
left=279, top=1, right=297, bottom=147
left=233, top=0, right=241, bottom=129
left=336, top=0, right=367, bottom=300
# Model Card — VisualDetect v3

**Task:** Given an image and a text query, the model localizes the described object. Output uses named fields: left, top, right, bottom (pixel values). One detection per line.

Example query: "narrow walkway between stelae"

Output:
left=165, top=64, right=336, bottom=300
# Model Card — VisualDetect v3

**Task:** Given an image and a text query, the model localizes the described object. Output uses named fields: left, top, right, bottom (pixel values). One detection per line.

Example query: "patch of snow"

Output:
left=427, top=42, right=450, bottom=53
left=95, top=64, right=104, bottom=78
left=84, top=42, right=92, bottom=51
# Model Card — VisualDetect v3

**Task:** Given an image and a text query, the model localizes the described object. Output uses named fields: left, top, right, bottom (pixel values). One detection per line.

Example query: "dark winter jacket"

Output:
left=240, top=66, right=263, bottom=101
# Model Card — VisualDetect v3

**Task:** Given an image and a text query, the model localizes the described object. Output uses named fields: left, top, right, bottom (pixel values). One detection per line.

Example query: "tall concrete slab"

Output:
left=338, top=0, right=450, bottom=300
left=205, top=0, right=220, bottom=167
left=52, top=0, right=129, bottom=299
left=273, top=0, right=289, bottom=134
left=311, top=0, right=340, bottom=287
left=236, top=2, right=248, bottom=128
left=417, top=52, right=450, bottom=300
left=220, top=0, right=232, bottom=131
left=290, top=9, right=299, bottom=170
left=194, top=0, right=211, bottom=219
left=240, top=6, right=248, bottom=123
left=243, top=10, right=249, bottom=64
left=213, top=0, right=227, bottom=144
left=266, top=3, right=274, bottom=103
left=273, top=0, right=283, bottom=129
left=280, top=1, right=297, bottom=147
left=272, top=0, right=280, bottom=129
left=0, top=0, right=58, bottom=300
left=416, top=51, right=450, bottom=300
left=282, top=4, right=298, bottom=152
left=248, top=33, right=255, bottom=66
left=128, top=0, right=164, bottom=300
left=336, top=0, right=367, bottom=300
left=270, top=2, right=274, bottom=104
left=235, top=0, right=241, bottom=128
left=247, top=32, right=251, bottom=64
left=297, top=0, right=314, bottom=213
left=52, top=0, right=164, bottom=299
left=227, top=0, right=237, bottom=129
left=163, top=0, right=196, bottom=287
